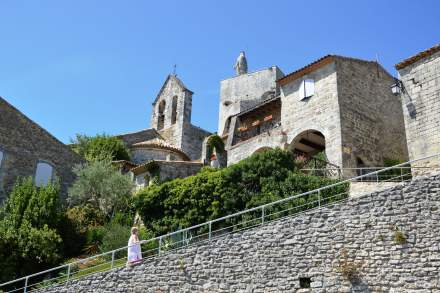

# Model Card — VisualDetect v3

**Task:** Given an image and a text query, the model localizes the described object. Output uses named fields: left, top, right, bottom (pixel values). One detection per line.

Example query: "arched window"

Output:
left=35, top=162, right=53, bottom=187
left=0, top=149, right=4, bottom=168
left=157, top=100, right=166, bottom=130
left=171, top=96, right=178, bottom=124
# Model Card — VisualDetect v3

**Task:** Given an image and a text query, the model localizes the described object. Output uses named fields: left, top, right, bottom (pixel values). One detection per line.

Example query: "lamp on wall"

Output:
left=391, top=78, right=403, bottom=96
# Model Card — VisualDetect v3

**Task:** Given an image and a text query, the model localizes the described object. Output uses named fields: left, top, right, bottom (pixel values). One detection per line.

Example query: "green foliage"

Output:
left=381, top=157, right=411, bottom=181
left=336, top=248, right=363, bottom=282
left=83, top=226, right=106, bottom=255
left=393, top=228, right=407, bottom=245
left=98, top=222, right=129, bottom=255
left=68, top=160, right=134, bottom=218
left=134, top=148, right=349, bottom=237
left=206, top=134, right=225, bottom=156
left=0, top=178, right=63, bottom=282
left=66, top=204, right=106, bottom=234
left=70, top=133, right=130, bottom=162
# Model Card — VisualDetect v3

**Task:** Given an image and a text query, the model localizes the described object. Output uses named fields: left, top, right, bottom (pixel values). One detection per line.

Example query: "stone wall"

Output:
left=44, top=174, right=440, bottom=292
left=337, top=58, right=409, bottom=175
left=133, top=161, right=203, bottom=190
left=0, top=97, right=83, bottom=202
left=181, top=124, right=211, bottom=161
left=226, top=128, right=285, bottom=165
left=397, top=50, right=440, bottom=168
left=117, top=129, right=160, bottom=146
left=131, top=147, right=187, bottom=164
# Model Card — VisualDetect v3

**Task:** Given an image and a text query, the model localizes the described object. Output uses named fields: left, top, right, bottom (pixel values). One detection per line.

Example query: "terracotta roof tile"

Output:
left=395, top=44, right=440, bottom=70
left=276, top=55, right=376, bottom=86
left=130, top=139, right=190, bottom=161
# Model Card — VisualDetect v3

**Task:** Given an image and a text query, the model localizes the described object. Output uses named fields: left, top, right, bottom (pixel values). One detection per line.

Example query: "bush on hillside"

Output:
left=134, top=148, right=349, bottom=237
left=68, top=160, right=134, bottom=219
left=70, top=133, right=130, bottom=162
left=0, top=178, right=64, bottom=282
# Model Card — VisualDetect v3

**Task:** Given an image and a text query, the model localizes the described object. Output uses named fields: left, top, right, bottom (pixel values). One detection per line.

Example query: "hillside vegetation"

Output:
left=134, top=148, right=349, bottom=236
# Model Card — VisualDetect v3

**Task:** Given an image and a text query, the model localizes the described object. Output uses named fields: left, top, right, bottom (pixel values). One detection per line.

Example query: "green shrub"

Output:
left=134, top=148, right=349, bottom=237
left=393, top=229, right=407, bottom=245
left=0, top=178, right=63, bottom=282
left=66, top=204, right=106, bottom=234
left=70, top=133, right=130, bottom=162
left=83, top=226, right=106, bottom=255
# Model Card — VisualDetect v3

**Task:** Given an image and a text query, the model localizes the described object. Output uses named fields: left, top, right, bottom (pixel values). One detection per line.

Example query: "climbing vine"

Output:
left=206, top=134, right=225, bottom=157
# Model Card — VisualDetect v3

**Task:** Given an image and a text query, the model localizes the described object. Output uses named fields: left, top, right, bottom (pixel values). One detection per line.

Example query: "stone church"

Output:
left=114, top=74, right=211, bottom=189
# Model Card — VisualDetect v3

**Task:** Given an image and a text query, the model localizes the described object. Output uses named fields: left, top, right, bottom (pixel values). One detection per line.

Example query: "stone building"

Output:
left=220, top=54, right=409, bottom=177
left=0, top=97, right=83, bottom=202
left=395, top=44, right=440, bottom=169
left=116, top=74, right=211, bottom=189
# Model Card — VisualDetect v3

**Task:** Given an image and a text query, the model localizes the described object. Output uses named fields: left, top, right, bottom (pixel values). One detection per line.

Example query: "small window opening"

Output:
left=0, top=150, right=4, bottom=167
left=299, top=277, right=311, bottom=288
left=171, top=96, right=178, bottom=124
left=35, top=162, right=53, bottom=187
left=157, top=100, right=166, bottom=130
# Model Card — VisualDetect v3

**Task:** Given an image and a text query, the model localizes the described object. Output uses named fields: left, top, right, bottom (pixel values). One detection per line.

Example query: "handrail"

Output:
left=1, top=152, right=439, bottom=291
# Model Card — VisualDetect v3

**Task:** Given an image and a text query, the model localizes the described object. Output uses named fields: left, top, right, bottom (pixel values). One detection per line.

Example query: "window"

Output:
left=299, top=79, right=315, bottom=100
left=157, top=100, right=166, bottom=130
left=299, top=277, right=311, bottom=288
left=35, top=162, right=53, bottom=187
left=0, top=149, right=3, bottom=167
left=171, top=96, right=178, bottom=124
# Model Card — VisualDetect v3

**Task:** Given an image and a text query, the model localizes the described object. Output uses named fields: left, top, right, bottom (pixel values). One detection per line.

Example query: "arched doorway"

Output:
left=289, top=130, right=325, bottom=157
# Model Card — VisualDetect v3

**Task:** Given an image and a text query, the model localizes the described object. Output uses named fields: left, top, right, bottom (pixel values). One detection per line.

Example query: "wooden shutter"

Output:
left=304, top=79, right=315, bottom=98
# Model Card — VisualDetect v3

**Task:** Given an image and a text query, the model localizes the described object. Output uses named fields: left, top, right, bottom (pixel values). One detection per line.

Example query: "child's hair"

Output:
left=131, top=227, right=138, bottom=234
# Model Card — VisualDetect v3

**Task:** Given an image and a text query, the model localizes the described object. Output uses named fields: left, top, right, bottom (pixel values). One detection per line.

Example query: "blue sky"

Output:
left=1, top=0, right=439, bottom=143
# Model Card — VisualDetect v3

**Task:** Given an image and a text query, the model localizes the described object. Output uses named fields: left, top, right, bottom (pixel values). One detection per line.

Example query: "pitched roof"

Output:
left=130, top=138, right=190, bottom=161
left=152, top=74, right=193, bottom=105
left=395, top=44, right=440, bottom=70
left=276, top=55, right=376, bottom=86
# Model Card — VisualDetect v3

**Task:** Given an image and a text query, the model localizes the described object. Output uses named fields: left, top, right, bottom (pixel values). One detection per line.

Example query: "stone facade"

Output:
left=43, top=174, right=440, bottom=292
left=0, top=97, right=83, bottom=202
left=132, top=160, right=204, bottom=190
left=396, top=45, right=440, bottom=169
left=222, top=56, right=409, bottom=176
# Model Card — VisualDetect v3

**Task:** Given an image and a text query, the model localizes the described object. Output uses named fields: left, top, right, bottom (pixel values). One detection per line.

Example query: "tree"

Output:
left=70, top=133, right=130, bottom=162
left=68, top=160, right=134, bottom=219
left=0, top=178, right=63, bottom=282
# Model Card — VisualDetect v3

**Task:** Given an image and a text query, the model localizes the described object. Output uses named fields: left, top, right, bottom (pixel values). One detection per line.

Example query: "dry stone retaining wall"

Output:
left=44, top=174, right=440, bottom=292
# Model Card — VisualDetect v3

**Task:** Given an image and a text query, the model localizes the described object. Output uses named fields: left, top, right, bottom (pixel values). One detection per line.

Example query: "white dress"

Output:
left=127, top=235, right=142, bottom=263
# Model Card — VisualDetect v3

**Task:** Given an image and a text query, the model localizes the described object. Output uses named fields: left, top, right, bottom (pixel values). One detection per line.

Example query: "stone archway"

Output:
left=289, top=129, right=326, bottom=157
left=252, top=147, right=273, bottom=155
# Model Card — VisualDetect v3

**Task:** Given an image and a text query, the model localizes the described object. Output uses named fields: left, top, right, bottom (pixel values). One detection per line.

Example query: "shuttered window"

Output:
left=299, top=79, right=315, bottom=100
left=35, top=162, right=53, bottom=187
